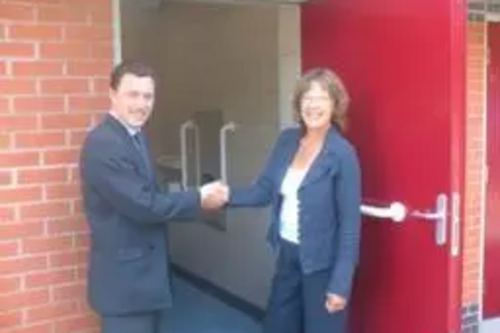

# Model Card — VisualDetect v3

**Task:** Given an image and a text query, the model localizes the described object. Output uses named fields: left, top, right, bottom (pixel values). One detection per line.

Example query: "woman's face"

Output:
left=300, top=81, right=334, bottom=131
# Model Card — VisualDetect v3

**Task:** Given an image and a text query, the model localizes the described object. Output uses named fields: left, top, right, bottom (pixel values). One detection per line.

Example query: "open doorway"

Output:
left=117, top=0, right=301, bottom=330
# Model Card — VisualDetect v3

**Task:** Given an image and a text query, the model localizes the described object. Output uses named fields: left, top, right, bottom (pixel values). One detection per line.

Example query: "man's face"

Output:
left=110, top=73, right=155, bottom=128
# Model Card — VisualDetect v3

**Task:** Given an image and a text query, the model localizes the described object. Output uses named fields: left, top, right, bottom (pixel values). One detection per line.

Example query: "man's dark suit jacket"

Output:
left=80, top=114, right=201, bottom=316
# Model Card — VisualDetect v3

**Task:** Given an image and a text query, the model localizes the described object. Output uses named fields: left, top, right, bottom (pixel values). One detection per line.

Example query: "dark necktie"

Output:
left=132, top=132, right=152, bottom=177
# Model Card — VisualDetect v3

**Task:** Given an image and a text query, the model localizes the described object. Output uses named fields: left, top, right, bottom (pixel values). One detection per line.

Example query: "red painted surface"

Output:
left=301, top=1, right=465, bottom=332
left=484, top=23, right=500, bottom=319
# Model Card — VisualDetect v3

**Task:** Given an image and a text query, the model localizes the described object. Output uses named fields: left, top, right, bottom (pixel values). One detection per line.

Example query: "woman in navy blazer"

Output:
left=223, top=68, right=361, bottom=333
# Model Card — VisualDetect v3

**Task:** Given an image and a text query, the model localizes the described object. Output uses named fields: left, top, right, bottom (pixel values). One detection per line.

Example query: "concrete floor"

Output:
left=163, top=277, right=261, bottom=333
left=168, top=276, right=500, bottom=333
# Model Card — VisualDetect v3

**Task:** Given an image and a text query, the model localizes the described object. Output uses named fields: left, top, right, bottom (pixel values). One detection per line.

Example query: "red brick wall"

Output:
left=463, top=20, right=487, bottom=314
left=0, top=1, right=113, bottom=332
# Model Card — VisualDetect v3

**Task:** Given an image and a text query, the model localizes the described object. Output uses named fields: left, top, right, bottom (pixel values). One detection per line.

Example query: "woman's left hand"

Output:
left=325, top=293, right=346, bottom=313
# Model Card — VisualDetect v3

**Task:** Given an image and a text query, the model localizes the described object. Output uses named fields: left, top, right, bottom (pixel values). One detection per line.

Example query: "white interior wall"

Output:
left=120, top=1, right=300, bottom=307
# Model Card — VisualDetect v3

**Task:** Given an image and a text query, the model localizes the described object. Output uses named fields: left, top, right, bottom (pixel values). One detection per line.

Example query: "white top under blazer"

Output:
left=279, top=168, right=307, bottom=244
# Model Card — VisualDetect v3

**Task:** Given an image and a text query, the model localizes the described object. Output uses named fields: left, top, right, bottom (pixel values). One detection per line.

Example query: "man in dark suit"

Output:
left=79, top=60, right=224, bottom=333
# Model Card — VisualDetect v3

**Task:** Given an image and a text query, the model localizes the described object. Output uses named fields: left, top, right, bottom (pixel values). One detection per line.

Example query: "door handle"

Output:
left=362, top=193, right=452, bottom=248
left=407, top=193, right=447, bottom=246
left=361, top=202, right=407, bottom=222
left=180, top=120, right=200, bottom=189
left=219, top=122, right=237, bottom=182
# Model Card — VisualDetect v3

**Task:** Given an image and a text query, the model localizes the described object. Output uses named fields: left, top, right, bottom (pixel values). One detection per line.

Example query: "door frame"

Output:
left=482, top=12, right=500, bottom=325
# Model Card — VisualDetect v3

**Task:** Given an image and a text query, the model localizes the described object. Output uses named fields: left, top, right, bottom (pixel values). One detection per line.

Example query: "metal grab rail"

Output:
left=219, top=122, right=237, bottom=182
left=180, top=120, right=200, bottom=189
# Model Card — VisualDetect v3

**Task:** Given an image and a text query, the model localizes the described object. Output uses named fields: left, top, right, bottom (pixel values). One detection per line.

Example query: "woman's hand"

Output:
left=325, top=293, right=346, bottom=313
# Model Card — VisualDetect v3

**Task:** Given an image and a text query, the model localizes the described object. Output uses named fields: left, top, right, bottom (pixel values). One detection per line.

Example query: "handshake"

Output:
left=199, top=181, right=230, bottom=210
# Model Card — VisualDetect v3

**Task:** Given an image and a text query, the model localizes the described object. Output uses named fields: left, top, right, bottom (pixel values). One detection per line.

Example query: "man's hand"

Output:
left=325, top=293, right=346, bottom=313
left=199, top=181, right=229, bottom=210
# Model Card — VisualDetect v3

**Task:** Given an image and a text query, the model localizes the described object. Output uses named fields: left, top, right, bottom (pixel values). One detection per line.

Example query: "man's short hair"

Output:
left=109, top=60, right=156, bottom=90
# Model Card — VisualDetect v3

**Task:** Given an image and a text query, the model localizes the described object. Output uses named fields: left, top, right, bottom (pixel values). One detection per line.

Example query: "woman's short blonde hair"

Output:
left=293, top=67, right=351, bottom=133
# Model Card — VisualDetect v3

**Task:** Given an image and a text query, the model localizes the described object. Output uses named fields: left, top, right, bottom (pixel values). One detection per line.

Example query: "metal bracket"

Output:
left=450, top=193, right=460, bottom=256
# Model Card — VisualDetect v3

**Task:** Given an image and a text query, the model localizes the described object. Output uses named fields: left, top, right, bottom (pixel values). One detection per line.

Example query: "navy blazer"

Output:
left=228, top=126, right=361, bottom=298
left=80, top=115, right=201, bottom=315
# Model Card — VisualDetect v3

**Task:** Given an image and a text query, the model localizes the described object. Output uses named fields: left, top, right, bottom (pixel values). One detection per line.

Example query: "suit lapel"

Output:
left=299, top=128, right=337, bottom=190
left=140, top=134, right=156, bottom=180
left=299, top=148, right=334, bottom=189
left=275, top=131, right=300, bottom=189
left=105, top=115, right=153, bottom=181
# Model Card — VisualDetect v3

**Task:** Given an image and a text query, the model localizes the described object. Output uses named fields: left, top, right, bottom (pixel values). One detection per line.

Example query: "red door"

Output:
left=301, top=1, right=465, bottom=332
left=484, top=23, right=500, bottom=319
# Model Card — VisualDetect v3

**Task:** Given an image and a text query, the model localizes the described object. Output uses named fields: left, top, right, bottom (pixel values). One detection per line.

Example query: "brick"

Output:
left=18, top=167, right=68, bottom=185
left=0, top=23, right=5, bottom=40
left=0, top=115, right=38, bottom=132
left=91, top=78, right=109, bottom=94
left=0, top=256, right=47, bottom=275
left=68, top=95, right=109, bottom=112
left=76, top=266, right=88, bottom=282
left=0, top=311, right=22, bottom=327
left=0, top=43, right=35, bottom=58
left=0, top=152, right=40, bottom=168
left=12, top=61, right=64, bottom=77
left=0, top=79, right=37, bottom=94
left=40, top=78, right=90, bottom=94
left=39, top=42, right=90, bottom=60
left=65, top=26, right=112, bottom=41
left=43, top=149, right=80, bottom=166
left=0, top=62, right=6, bottom=75
left=90, top=42, right=112, bottom=60
left=47, top=216, right=87, bottom=235
left=0, top=187, right=42, bottom=204
left=50, top=250, right=86, bottom=269
left=8, top=24, right=63, bottom=41
left=13, top=96, right=64, bottom=113
left=41, top=114, right=91, bottom=130
left=74, top=233, right=89, bottom=249
left=26, top=301, right=78, bottom=323
left=52, top=282, right=85, bottom=301
left=25, top=269, right=76, bottom=288
left=0, top=97, right=10, bottom=113
left=0, top=290, right=45, bottom=310
left=54, top=314, right=98, bottom=333
left=0, top=221, right=44, bottom=239
left=67, top=60, right=111, bottom=76
left=0, top=133, right=11, bottom=150
left=0, top=276, right=21, bottom=295
left=37, top=5, right=89, bottom=23
left=0, top=170, right=12, bottom=186
left=10, top=323, right=53, bottom=333
left=0, top=3, right=35, bottom=21
left=0, top=207, right=15, bottom=222
left=72, top=198, right=84, bottom=216
left=70, top=130, right=88, bottom=146
left=22, top=235, right=73, bottom=255
left=15, top=132, right=66, bottom=149
left=46, top=183, right=80, bottom=200
left=20, top=202, right=71, bottom=219
left=0, top=241, right=19, bottom=256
